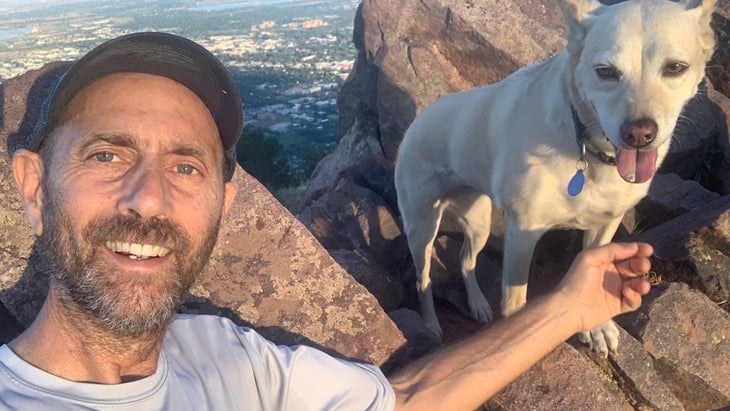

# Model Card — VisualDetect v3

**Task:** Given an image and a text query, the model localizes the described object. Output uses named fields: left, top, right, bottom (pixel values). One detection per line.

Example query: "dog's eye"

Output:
left=594, top=65, right=622, bottom=81
left=663, top=61, right=689, bottom=77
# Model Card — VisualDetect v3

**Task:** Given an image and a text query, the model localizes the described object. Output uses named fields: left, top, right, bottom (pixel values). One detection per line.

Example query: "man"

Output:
left=1, top=32, right=652, bottom=410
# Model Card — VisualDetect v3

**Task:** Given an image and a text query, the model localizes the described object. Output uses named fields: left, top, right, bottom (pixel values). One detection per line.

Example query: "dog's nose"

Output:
left=620, top=118, right=658, bottom=148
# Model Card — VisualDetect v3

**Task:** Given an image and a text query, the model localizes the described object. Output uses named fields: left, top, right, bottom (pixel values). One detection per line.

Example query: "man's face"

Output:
left=36, top=72, right=235, bottom=336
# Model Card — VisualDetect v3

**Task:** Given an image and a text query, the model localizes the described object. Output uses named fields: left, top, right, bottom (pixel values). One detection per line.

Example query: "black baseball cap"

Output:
left=28, top=31, right=243, bottom=181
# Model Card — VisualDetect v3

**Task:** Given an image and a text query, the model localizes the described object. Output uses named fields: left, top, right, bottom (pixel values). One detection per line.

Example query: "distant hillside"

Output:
left=0, top=0, right=360, bottom=187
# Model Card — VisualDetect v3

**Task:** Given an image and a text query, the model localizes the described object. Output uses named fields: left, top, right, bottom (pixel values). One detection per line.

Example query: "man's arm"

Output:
left=388, top=242, right=653, bottom=411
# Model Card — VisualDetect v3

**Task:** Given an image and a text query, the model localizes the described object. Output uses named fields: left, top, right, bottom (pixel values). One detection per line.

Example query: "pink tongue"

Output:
left=616, top=147, right=658, bottom=183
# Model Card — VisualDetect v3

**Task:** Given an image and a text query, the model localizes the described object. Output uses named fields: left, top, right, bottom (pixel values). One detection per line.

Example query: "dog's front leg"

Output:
left=501, top=218, right=545, bottom=317
left=580, top=217, right=624, bottom=355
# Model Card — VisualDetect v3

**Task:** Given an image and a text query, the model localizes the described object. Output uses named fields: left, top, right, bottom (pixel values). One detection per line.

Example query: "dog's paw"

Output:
left=578, top=320, right=620, bottom=357
left=468, top=293, right=493, bottom=324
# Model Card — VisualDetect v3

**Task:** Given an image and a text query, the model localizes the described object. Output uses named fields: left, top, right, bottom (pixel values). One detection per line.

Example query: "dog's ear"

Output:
left=555, top=0, right=602, bottom=50
left=681, top=0, right=717, bottom=15
left=682, top=0, right=717, bottom=58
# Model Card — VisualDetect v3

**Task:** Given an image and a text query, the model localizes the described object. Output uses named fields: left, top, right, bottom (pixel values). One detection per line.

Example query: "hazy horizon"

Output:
left=0, top=0, right=257, bottom=5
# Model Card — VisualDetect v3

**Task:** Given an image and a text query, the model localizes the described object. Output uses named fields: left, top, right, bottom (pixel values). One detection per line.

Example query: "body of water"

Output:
left=190, top=0, right=302, bottom=12
left=0, top=27, right=30, bottom=41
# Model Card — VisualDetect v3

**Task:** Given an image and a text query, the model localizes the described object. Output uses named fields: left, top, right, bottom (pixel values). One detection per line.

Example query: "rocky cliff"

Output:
left=297, top=0, right=730, bottom=409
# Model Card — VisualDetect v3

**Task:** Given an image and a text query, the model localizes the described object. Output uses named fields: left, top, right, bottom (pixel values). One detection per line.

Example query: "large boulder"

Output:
left=634, top=195, right=730, bottom=304
left=616, top=283, right=730, bottom=410
left=489, top=343, right=632, bottom=410
left=0, top=64, right=407, bottom=367
left=634, top=173, right=721, bottom=233
left=708, top=0, right=730, bottom=99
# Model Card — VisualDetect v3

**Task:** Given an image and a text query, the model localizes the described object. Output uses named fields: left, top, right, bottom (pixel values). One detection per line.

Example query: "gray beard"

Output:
left=40, top=179, right=221, bottom=338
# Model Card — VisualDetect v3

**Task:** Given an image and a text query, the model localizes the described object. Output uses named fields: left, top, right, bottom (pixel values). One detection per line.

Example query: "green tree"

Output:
left=297, top=145, right=330, bottom=182
left=236, top=127, right=296, bottom=190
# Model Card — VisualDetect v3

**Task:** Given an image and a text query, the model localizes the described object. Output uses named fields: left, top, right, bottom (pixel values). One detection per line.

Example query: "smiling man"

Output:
left=1, top=32, right=653, bottom=410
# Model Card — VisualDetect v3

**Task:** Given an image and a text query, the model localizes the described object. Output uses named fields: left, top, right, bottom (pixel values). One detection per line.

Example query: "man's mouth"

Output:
left=105, top=241, right=171, bottom=260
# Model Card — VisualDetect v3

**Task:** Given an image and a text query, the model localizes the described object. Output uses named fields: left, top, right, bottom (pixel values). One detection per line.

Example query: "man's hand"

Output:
left=556, top=242, right=653, bottom=333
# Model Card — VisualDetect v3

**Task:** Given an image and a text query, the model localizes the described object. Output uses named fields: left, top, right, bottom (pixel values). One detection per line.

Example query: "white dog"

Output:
left=394, top=0, right=716, bottom=354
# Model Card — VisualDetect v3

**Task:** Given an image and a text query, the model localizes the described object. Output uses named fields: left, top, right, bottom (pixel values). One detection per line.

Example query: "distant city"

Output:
left=0, top=0, right=360, bottom=180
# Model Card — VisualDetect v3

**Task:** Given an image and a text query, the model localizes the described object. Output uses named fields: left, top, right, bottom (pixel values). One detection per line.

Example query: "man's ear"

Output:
left=12, top=149, right=45, bottom=236
left=221, top=181, right=238, bottom=220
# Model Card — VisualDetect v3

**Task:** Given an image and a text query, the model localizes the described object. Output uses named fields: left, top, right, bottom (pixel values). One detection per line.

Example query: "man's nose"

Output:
left=116, top=164, right=172, bottom=219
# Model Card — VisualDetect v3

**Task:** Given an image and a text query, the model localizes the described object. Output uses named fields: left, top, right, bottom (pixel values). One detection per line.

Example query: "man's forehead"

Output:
left=51, top=73, right=225, bottom=165
left=64, top=72, right=217, bottom=119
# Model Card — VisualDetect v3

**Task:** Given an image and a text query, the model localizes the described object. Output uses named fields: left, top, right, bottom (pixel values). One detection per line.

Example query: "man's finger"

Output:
left=617, top=256, right=652, bottom=278
left=621, top=280, right=648, bottom=311
left=586, top=242, right=652, bottom=265
left=628, top=278, right=651, bottom=295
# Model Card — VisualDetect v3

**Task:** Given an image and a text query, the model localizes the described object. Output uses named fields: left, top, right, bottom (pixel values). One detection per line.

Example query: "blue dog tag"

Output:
left=568, top=169, right=585, bottom=197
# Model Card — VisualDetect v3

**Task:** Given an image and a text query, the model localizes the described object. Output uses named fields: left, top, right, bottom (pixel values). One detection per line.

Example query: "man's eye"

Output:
left=176, top=164, right=198, bottom=175
left=94, top=152, right=116, bottom=163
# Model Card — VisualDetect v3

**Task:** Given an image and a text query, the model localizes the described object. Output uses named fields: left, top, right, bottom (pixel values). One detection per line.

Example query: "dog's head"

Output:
left=557, top=0, right=716, bottom=183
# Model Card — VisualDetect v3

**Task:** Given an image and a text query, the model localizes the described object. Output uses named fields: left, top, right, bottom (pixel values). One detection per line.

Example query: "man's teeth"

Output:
left=105, top=241, right=171, bottom=260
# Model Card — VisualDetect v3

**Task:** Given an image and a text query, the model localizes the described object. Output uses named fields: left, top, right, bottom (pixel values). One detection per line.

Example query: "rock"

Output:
left=607, top=327, right=684, bottom=411
left=0, top=63, right=69, bottom=327
left=680, top=231, right=730, bottom=304
left=185, top=171, right=406, bottom=367
left=0, top=64, right=406, bottom=367
left=329, top=248, right=406, bottom=312
left=488, top=343, right=630, bottom=410
left=428, top=235, right=503, bottom=321
left=387, top=308, right=441, bottom=362
left=633, top=196, right=730, bottom=304
left=0, top=301, right=23, bottom=345
left=297, top=123, right=384, bottom=211
left=352, top=0, right=566, bottom=161
left=616, top=282, right=730, bottom=410
left=708, top=0, right=730, bottom=99
left=633, top=173, right=721, bottom=233
left=299, top=178, right=408, bottom=271
left=657, top=83, right=729, bottom=186
left=706, top=86, right=730, bottom=196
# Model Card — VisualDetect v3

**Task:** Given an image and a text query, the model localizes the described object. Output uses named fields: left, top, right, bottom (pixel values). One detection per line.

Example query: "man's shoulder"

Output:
left=168, top=314, right=254, bottom=340
left=165, top=314, right=270, bottom=350
left=164, top=314, right=269, bottom=368
left=170, top=313, right=237, bottom=328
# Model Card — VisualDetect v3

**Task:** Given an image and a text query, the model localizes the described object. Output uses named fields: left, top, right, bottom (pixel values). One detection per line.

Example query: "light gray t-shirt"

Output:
left=0, top=314, right=395, bottom=410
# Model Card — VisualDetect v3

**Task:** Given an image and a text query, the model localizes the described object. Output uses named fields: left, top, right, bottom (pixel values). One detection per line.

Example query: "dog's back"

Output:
left=396, top=57, right=572, bottom=209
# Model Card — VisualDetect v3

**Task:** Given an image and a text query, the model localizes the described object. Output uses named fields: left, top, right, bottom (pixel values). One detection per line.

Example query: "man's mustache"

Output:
left=82, top=215, right=190, bottom=253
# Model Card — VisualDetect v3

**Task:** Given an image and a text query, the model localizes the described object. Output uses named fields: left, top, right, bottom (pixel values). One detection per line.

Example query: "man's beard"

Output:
left=40, top=183, right=221, bottom=338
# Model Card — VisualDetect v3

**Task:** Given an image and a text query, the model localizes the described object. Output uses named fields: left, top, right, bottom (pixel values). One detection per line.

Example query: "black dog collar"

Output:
left=570, top=104, right=616, bottom=166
